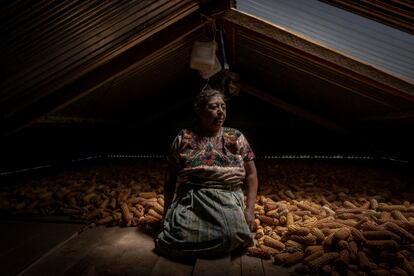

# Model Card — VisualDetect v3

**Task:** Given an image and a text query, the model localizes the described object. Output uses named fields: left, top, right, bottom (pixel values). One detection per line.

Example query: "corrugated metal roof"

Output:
left=237, top=0, right=414, bottom=84
left=0, top=0, right=199, bottom=117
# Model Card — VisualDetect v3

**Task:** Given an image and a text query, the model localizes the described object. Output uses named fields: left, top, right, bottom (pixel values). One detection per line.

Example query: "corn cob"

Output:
left=258, top=215, right=279, bottom=226
left=285, top=240, right=304, bottom=250
left=392, top=210, right=409, bottom=223
left=385, top=222, right=414, bottom=242
left=365, top=239, right=398, bottom=250
left=303, top=249, right=324, bottom=264
left=311, top=227, right=325, bottom=243
left=308, top=252, right=339, bottom=271
left=248, top=247, right=270, bottom=259
left=362, top=230, right=401, bottom=241
left=333, top=228, right=351, bottom=242
left=121, top=202, right=133, bottom=223
left=263, top=236, right=285, bottom=251
left=348, top=240, right=358, bottom=261
left=350, top=227, right=366, bottom=244
left=304, top=245, right=323, bottom=255
left=286, top=212, right=294, bottom=227
left=296, top=202, right=320, bottom=215
left=139, top=192, right=157, bottom=199
left=378, top=203, right=407, bottom=212
left=283, top=251, right=304, bottom=266
left=289, top=233, right=317, bottom=245
left=357, top=251, right=371, bottom=270
left=288, top=224, right=310, bottom=236
left=147, top=209, right=162, bottom=220
left=369, top=198, right=378, bottom=210
left=390, top=267, right=410, bottom=276
left=402, top=258, right=414, bottom=275
left=258, top=244, right=280, bottom=256
left=335, top=249, right=350, bottom=268
left=343, top=200, right=358, bottom=209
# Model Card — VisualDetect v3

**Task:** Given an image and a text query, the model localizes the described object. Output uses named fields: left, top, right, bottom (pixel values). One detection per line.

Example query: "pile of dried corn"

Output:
left=0, top=159, right=412, bottom=274
left=248, top=160, right=414, bottom=275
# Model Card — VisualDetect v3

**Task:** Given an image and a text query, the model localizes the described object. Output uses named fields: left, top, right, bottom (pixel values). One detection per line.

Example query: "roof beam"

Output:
left=242, top=83, right=353, bottom=136
left=222, top=9, right=414, bottom=102
left=0, top=6, right=202, bottom=138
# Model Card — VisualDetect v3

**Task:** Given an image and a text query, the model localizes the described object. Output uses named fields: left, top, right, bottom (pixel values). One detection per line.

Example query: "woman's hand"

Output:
left=244, top=208, right=256, bottom=232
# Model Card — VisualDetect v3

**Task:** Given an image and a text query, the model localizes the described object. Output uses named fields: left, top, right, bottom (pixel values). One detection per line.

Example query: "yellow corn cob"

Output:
left=263, top=236, right=285, bottom=251
left=273, top=253, right=292, bottom=265
left=305, top=245, right=323, bottom=255
left=96, top=216, right=113, bottom=225
left=258, top=215, right=279, bottom=226
left=365, top=240, right=398, bottom=250
left=385, top=222, right=414, bottom=242
left=139, top=192, right=157, bottom=199
left=392, top=210, right=409, bottom=223
left=121, top=202, right=133, bottom=223
left=308, top=252, right=339, bottom=271
left=296, top=202, right=320, bottom=215
left=255, top=228, right=265, bottom=239
left=289, top=233, right=317, bottom=245
left=378, top=203, right=407, bottom=212
left=284, top=251, right=304, bottom=266
left=310, top=228, right=325, bottom=243
left=247, top=247, right=271, bottom=259
left=147, top=208, right=162, bottom=220
left=350, top=227, right=366, bottom=244
left=333, top=228, right=351, bottom=242
left=362, top=230, right=401, bottom=241
left=369, top=198, right=378, bottom=210
left=288, top=224, right=310, bottom=236
left=259, top=244, right=280, bottom=256
left=285, top=240, right=304, bottom=250
left=343, top=201, right=358, bottom=209
left=286, top=212, right=294, bottom=227
left=303, top=249, right=324, bottom=264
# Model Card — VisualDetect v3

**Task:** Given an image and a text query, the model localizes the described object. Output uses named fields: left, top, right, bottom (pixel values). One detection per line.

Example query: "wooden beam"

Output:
left=222, top=9, right=414, bottom=102
left=242, top=83, right=353, bottom=136
left=319, top=0, right=414, bottom=35
left=360, top=110, right=414, bottom=122
left=0, top=7, right=202, bottom=137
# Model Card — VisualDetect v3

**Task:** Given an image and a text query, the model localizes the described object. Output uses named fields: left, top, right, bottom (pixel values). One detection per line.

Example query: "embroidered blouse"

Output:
left=167, top=127, right=255, bottom=188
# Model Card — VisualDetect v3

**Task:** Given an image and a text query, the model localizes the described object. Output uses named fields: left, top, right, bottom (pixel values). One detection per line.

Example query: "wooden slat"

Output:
left=193, top=255, right=232, bottom=276
left=229, top=253, right=242, bottom=276
left=261, top=259, right=290, bottom=276
left=150, top=256, right=194, bottom=276
left=0, top=221, right=83, bottom=276
left=18, top=226, right=118, bottom=276
left=240, top=255, right=264, bottom=276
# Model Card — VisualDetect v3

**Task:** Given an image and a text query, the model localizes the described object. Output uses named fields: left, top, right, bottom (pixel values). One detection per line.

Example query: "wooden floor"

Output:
left=0, top=220, right=293, bottom=276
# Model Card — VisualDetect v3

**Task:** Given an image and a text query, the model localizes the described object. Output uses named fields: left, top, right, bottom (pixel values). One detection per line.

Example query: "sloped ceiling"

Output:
left=0, top=0, right=413, bottom=171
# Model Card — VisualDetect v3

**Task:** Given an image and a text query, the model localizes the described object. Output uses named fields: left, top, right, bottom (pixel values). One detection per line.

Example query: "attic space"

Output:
left=0, top=1, right=413, bottom=276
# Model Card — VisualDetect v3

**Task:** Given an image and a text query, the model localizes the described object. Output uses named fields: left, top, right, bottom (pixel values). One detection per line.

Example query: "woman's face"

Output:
left=198, top=95, right=226, bottom=134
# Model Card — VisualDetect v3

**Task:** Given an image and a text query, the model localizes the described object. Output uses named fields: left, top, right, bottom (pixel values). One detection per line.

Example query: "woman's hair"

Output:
left=193, top=88, right=226, bottom=114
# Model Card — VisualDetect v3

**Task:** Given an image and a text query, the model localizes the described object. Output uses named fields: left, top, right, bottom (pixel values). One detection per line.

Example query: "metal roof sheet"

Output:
left=237, top=0, right=414, bottom=83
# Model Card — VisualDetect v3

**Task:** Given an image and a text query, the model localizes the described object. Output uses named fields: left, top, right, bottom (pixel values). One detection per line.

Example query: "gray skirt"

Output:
left=155, top=185, right=253, bottom=258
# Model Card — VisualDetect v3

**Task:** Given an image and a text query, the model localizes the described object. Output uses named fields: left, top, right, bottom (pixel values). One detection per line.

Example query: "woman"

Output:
left=155, top=88, right=258, bottom=258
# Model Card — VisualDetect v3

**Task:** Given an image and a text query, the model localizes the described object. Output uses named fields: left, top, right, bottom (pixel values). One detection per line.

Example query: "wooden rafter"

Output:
left=320, top=0, right=414, bottom=35
left=0, top=7, right=203, bottom=137
left=242, top=83, right=353, bottom=136
left=222, top=9, right=414, bottom=103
